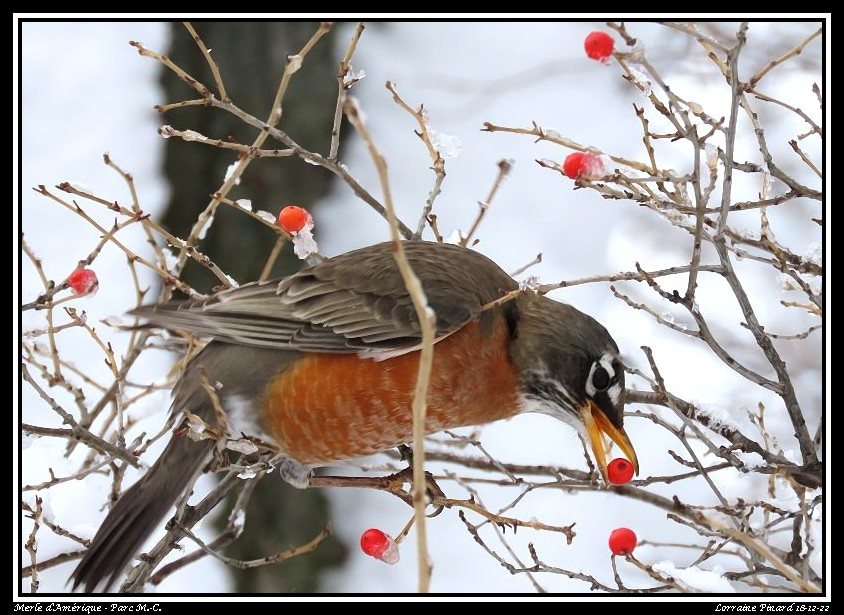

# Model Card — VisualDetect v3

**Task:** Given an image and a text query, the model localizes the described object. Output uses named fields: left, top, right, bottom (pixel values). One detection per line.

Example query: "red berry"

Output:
left=607, top=458, right=634, bottom=485
left=562, top=152, right=587, bottom=179
left=360, top=528, right=400, bottom=564
left=67, top=268, right=99, bottom=295
left=277, top=205, right=312, bottom=233
left=584, top=31, right=614, bottom=62
left=562, top=152, right=606, bottom=180
left=608, top=527, right=637, bottom=555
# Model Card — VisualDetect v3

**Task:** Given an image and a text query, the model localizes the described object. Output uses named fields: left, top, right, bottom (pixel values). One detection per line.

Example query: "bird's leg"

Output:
left=277, top=457, right=314, bottom=489
left=211, top=439, right=314, bottom=489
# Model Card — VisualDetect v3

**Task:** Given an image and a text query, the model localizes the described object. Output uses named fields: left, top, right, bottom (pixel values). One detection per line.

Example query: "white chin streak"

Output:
left=517, top=393, right=587, bottom=440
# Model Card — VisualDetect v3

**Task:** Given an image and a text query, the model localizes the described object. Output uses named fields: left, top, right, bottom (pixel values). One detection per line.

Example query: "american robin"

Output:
left=69, top=240, right=637, bottom=592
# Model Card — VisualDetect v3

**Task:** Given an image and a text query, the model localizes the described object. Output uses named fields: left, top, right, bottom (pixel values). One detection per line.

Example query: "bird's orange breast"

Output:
left=262, top=317, right=521, bottom=464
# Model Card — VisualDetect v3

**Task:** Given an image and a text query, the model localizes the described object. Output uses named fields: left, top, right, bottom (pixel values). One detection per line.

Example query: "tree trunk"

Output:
left=158, top=21, right=348, bottom=592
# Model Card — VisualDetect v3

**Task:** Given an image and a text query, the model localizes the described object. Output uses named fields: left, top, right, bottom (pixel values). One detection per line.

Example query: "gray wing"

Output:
left=129, top=241, right=518, bottom=355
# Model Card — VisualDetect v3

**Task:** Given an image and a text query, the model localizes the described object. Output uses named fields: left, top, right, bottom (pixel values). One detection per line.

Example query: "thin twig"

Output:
left=461, top=159, right=513, bottom=247
left=385, top=81, right=448, bottom=241
left=183, top=22, right=229, bottom=102
left=344, top=95, right=434, bottom=593
left=747, top=26, right=822, bottom=89
left=329, top=22, right=366, bottom=160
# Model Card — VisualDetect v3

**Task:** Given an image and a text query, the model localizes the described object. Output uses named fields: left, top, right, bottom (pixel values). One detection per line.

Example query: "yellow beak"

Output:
left=579, top=399, right=639, bottom=484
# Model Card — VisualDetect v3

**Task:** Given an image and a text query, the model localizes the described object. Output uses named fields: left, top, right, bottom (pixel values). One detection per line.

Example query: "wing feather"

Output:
left=129, top=241, right=518, bottom=355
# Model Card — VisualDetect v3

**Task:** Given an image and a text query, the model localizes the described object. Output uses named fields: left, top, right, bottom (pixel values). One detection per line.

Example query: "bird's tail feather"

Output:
left=69, top=431, right=215, bottom=593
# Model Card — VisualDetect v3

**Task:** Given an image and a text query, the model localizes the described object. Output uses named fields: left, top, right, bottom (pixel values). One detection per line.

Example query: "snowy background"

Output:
left=16, top=20, right=828, bottom=599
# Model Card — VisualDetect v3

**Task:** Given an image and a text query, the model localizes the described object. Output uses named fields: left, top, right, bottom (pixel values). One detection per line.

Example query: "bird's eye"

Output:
left=590, top=365, right=611, bottom=392
left=585, top=354, right=622, bottom=398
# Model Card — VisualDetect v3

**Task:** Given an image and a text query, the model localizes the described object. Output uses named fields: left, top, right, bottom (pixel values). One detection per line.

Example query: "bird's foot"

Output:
left=277, top=456, right=313, bottom=489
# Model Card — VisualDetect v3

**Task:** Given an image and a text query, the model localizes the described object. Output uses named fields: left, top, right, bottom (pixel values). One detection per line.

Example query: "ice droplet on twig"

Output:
left=428, top=128, right=462, bottom=159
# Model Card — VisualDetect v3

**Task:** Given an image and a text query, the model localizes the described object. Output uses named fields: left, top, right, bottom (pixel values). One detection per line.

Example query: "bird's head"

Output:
left=508, top=294, right=638, bottom=483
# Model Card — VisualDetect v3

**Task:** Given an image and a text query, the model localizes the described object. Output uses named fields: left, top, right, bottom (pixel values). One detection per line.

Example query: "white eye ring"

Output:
left=585, top=353, right=618, bottom=397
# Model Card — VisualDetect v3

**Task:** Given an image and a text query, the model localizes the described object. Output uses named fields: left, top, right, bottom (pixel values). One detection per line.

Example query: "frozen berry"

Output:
left=608, top=527, right=637, bottom=555
left=562, top=152, right=606, bottom=179
left=360, top=528, right=400, bottom=564
left=563, top=152, right=587, bottom=179
left=607, top=458, right=634, bottom=485
left=584, top=31, right=614, bottom=63
left=67, top=268, right=99, bottom=295
left=277, top=205, right=312, bottom=233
